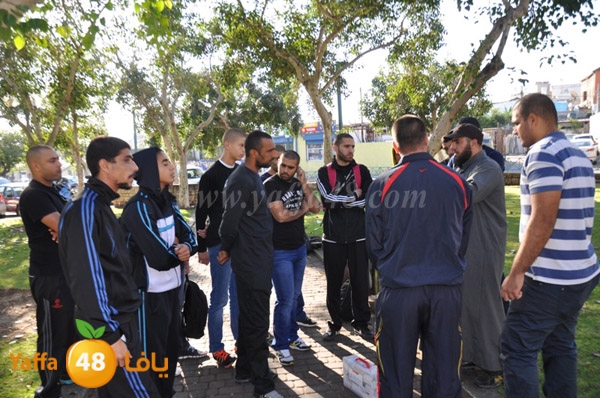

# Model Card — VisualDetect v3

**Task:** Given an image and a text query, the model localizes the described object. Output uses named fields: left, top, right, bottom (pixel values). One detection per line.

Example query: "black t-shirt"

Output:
left=264, top=175, right=305, bottom=250
left=20, top=180, right=68, bottom=276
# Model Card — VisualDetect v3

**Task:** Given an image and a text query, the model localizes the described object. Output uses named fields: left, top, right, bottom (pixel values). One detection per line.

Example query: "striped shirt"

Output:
left=520, top=131, right=599, bottom=285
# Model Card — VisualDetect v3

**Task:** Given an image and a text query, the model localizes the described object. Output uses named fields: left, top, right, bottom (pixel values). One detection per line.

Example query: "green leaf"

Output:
left=56, top=25, right=69, bottom=38
left=93, top=325, right=106, bottom=339
left=75, top=319, right=95, bottom=339
left=82, top=32, right=94, bottom=50
left=155, top=1, right=165, bottom=13
left=0, top=27, right=11, bottom=41
left=13, top=35, right=25, bottom=51
left=164, top=0, right=172, bottom=10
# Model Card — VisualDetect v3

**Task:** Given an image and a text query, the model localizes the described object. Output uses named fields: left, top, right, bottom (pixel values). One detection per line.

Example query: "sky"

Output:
left=299, top=0, right=600, bottom=125
left=104, top=0, right=599, bottom=138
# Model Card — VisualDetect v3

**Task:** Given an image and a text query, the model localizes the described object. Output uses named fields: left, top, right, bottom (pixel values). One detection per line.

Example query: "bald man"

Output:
left=20, top=145, right=75, bottom=398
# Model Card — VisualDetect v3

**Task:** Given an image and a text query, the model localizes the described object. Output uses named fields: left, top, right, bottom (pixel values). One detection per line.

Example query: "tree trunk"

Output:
left=70, top=110, right=84, bottom=192
left=305, top=83, right=333, bottom=164
left=177, top=155, right=190, bottom=209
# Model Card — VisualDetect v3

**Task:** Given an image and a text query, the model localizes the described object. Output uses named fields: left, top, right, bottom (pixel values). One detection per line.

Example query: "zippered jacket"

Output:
left=121, top=148, right=198, bottom=293
left=317, top=158, right=372, bottom=243
left=59, top=178, right=140, bottom=345
left=366, top=152, right=473, bottom=288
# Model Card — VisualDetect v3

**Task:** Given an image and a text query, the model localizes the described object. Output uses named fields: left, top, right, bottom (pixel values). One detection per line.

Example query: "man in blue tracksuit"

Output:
left=121, top=147, right=198, bottom=397
left=366, top=115, right=473, bottom=397
left=59, top=137, right=159, bottom=397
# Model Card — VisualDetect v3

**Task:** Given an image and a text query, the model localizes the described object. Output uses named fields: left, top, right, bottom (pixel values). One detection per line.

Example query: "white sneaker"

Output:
left=256, top=390, right=284, bottom=398
left=175, top=362, right=182, bottom=377
left=289, top=337, right=311, bottom=351
left=276, top=349, right=294, bottom=366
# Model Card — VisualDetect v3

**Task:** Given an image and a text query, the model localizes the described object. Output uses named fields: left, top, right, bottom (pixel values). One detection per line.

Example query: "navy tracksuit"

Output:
left=366, top=152, right=472, bottom=397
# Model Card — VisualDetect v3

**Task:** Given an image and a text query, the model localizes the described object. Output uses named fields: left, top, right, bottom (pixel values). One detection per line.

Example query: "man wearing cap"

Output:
left=448, top=123, right=507, bottom=388
left=440, top=134, right=455, bottom=165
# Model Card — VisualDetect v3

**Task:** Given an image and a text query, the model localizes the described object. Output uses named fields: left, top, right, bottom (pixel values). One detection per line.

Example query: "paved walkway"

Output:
left=60, top=249, right=503, bottom=397
left=169, top=250, right=503, bottom=398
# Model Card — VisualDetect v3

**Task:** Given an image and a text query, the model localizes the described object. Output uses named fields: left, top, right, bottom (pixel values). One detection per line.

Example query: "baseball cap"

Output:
left=445, top=123, right=483, bottom=143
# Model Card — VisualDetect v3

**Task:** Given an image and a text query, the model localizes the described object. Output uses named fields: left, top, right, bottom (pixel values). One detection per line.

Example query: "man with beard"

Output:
left=218, top=130, right=282, bottom=398
left=20, top=146, right=75, bottom=398
left=59, top=137, right=159, bottom=397
left=317, top=133, right=373, bottom=341
left=260, top=145, right=286, bottom=182
left=447, top=117, right=505, bottom=171
left=264, top=150, right=321, bottom=366
left=447, top=123, right=507, bottom=388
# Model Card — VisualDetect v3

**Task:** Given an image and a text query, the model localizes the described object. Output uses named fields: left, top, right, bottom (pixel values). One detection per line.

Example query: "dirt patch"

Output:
left=0, top=288, right=36, bottom=341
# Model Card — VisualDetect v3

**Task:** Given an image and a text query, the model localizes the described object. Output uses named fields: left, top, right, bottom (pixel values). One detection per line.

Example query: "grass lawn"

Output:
left=0, top=190, right=599, bottom=396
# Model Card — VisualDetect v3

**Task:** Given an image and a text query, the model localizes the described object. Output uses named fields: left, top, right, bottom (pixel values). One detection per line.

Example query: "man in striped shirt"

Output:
left=501, top=93, right=600, bottom=397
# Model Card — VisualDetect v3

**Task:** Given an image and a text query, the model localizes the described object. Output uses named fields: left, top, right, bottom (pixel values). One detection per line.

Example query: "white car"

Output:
left=571, top=134, right=598, bottom=145
left=573, top=139, right=599, bottom=164
left=186, top=166, right=204, bottom=185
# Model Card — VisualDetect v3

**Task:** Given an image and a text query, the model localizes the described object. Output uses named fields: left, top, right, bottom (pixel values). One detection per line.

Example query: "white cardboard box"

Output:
left=342, top=355, right=378, bottom=398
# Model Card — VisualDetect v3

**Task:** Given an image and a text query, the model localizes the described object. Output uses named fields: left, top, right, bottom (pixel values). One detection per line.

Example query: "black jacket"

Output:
left=121, top=147, right=198, bottom=293
left=195, top=160, right=238, bottom=252
left=59, top=178, right=140, bottom=345
left=316, top=158, right=372, bottom=243
left=219, top=165, right=273, bottom=290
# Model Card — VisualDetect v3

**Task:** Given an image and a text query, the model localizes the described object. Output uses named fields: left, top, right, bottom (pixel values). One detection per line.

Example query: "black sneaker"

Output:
left=179, top=344, right=209, bottom=360
left=474, top=373, right=503, bottom=389
left=322, top=323, right=339, bottom=341
left=236, top=370, right=278, bottom=384
left=297, top=317, right=318, bottom=327
left=213, top=349, right=236, bottom=368
left=461, top=361, right=478, bottom=370
left=234, top=371, right=252, bottom=384
left=353, top=324, right=373, bottom=341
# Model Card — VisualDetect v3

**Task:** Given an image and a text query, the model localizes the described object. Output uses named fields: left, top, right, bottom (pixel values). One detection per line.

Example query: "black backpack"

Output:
left=182, top=275, right=208, bottom=339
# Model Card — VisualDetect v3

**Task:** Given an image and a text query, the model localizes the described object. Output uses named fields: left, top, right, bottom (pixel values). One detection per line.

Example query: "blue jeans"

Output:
left=271, top=245, right=306, bottom=351
left=207, top=243, right=239, bottom=353
left=296, top=293, right=307, bottom=320
left=500, top=274, right=599, bottom=398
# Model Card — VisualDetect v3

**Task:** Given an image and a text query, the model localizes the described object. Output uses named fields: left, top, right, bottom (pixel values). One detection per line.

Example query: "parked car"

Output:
left=0, top=182, right=27, bottom=216
left=573, top=139, right=599, bottom=164
left=572, top=134, right=598, bottom=145
left=0, top=177, right=10, bottom=185
left=186, top=166, right=204, bottom=185
left=0, top=193, right=6, bottom=217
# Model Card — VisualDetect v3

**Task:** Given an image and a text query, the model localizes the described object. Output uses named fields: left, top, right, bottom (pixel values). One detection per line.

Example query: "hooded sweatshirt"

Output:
left=121, top=147, right=198, bottom=293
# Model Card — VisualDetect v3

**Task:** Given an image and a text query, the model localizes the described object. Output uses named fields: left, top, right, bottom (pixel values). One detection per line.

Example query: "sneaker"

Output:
left=179, top=344, right=208, bottom=360
left=322, top=326, right=338, bottom=341
left=297, top=317, right=318, bottom=327
left=461, top=361, right=478, bottom=370
left=290, top=337, right=311, bottom=351
left=234, top=371, right=251, bottom=384
left=213, top=350, right=236, bottom=368
left=236, top=370, right=278, bottom=383
left=354, top=324, right=373, bottom=340
left=276, top=349, right=294, bottom=366
left=475, top=373, right=503, bottom=389
left=175, top=362, right=182, bottom=377
left=254, top=390, right=284, bottom=398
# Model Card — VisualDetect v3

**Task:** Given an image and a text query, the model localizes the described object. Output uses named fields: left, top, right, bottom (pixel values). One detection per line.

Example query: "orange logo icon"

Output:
left=66, top=320, right=117, bottom=388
